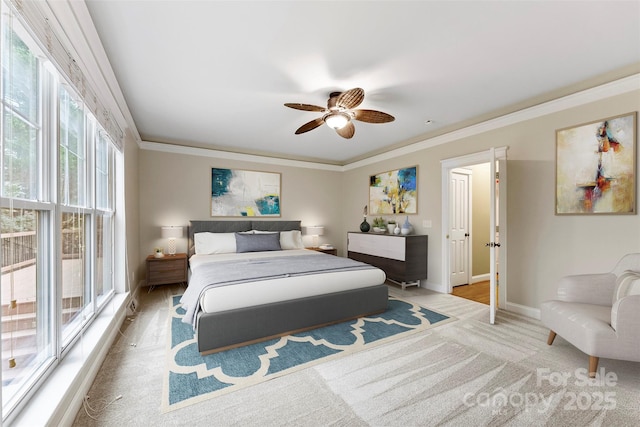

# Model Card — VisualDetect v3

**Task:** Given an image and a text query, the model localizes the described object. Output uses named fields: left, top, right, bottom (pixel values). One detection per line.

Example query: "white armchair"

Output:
left=540, top=253, right=640, bottom=377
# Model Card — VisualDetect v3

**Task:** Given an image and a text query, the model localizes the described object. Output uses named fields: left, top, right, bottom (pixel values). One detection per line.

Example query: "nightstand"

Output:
left=146, top=253, right=188, bottom=289
left=308, top=247, right=338, bottom=256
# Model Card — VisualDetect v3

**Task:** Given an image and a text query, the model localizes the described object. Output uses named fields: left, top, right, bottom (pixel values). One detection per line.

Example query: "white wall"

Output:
left=470, top=163, right=490, bottom=278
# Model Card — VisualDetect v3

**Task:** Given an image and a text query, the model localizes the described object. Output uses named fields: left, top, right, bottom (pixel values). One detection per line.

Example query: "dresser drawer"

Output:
left=347, top=232, right=427, bottom=285
left=148, top=268, right=185, bottom=282
left=347, top=233, right=406, bottom=261
left=149, top=258, right=185, bottom=272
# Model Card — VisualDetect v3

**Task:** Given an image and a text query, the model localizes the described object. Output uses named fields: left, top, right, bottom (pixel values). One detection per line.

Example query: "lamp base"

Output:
left=168, top=238, right=177, bottom=256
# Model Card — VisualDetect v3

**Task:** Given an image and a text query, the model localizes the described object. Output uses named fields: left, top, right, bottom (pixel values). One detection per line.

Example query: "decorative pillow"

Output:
left=235, top=232, right=282, bottom=253
left=194, top=232, right=237, bottom=255
left=612, top=270, right=640, bottom=304
left=280, top=230, right=304, bottom=250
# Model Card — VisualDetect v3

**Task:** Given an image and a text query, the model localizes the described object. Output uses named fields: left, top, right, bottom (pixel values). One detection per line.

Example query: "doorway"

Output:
left=451, top=163, right=492, bottom=304
left=441, top=148, right=507, bottom=321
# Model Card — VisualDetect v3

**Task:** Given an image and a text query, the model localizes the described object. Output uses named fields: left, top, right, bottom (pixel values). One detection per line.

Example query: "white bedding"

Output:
left=189, top=249, right=386, bottom=313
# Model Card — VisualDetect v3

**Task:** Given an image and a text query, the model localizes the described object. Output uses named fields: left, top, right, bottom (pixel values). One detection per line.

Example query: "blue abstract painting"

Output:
left=211, top=168, right=281, bottom=216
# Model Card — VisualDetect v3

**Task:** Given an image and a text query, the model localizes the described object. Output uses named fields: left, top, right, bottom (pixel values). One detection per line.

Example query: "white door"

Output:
left=450, top=169, right=470, bottom=287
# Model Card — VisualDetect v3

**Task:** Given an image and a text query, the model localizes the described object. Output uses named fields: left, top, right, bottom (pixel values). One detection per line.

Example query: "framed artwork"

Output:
left=211, top=168, right=281, bottom=217
left=556, top=112, right=636, bottom=215
left=369, top=166, right=418, bottom=215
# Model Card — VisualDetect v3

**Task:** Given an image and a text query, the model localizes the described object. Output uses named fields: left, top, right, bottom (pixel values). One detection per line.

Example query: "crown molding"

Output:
left=141, top=74, right=640, bottom=171
left=344, top=73, right=639, bottom=170
left=139, top=141, right=344, bottom=171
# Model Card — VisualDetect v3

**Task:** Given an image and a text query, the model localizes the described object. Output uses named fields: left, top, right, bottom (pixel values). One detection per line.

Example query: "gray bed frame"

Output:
left=187, top=220, right=389, bottom=354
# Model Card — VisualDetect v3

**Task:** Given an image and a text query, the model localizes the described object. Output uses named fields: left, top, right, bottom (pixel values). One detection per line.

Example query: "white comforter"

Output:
left=182, top=249, right=386, bottom=326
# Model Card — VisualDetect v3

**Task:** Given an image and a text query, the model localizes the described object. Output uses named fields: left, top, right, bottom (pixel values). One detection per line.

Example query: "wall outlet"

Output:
left=423, top=220, right=432, bottom=228
left=127, top=299, right=137, bottom=315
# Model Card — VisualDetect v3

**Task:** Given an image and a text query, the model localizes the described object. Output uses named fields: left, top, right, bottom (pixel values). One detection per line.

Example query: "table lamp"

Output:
left=161, top=226, right=183, bottom=256
left=304, top=225, right=324, bottom=248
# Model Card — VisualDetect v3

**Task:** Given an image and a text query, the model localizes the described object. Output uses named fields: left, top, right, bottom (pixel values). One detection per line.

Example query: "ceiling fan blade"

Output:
left=295, top=117, right=325, bottom=134
left=336, top=88, right=365, bottom=110
left=335, top=121, right=355, bottom=139
left=284, top=103, right=326, bottom=112
left=353, top=109, right=395, bottom=123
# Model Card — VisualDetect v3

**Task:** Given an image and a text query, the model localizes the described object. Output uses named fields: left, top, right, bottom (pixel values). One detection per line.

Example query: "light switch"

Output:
left=423, top=220, right=432, bottom=228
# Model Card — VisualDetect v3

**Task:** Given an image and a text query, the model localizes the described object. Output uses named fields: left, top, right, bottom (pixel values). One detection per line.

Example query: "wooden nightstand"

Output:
left=146, top=253, right=188, bottom=289
left=308, top=247, right=338, bottom=256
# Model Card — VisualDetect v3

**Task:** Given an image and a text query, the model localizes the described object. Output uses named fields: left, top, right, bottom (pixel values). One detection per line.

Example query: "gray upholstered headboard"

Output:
left=187, top=220, right=302, bottom=257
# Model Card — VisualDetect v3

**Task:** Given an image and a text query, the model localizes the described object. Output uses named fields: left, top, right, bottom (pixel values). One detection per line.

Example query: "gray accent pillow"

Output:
left=235, top=232, right=282, bottom=253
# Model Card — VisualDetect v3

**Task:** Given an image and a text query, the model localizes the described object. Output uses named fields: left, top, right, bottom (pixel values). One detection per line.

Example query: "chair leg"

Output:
left=589, top=356, right=599, bottom=378
left=547, top=330, right=557, bottom=345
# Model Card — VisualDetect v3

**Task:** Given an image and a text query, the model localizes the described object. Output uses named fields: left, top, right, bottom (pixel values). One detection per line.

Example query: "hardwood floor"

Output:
left=452, top=280, right=490, bottom=305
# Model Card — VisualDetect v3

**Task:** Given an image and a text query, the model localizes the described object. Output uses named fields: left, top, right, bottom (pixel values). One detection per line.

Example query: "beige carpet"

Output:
left=73, top=284, right=640, bottom=426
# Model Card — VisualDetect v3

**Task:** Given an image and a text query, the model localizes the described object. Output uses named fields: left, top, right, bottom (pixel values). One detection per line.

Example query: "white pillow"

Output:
left=194, top=232, right=236, bottom=255
left=612, top=270, right=640, bottom=304
left=280, top=230, right=304, bottom=250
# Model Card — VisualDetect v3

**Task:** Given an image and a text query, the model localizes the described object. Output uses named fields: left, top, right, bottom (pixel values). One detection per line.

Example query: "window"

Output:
left=0, top=5, right=120, bottom=418
left=1, top=12, right=54, bottom=412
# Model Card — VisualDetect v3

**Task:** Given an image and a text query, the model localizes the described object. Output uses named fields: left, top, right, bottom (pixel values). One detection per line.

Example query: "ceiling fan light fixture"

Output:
left=324, top=112, right=350, bottom=129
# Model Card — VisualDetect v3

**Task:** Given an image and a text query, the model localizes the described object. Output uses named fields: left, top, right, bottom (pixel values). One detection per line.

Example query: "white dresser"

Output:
left=347, top=232, right=428, bottom=289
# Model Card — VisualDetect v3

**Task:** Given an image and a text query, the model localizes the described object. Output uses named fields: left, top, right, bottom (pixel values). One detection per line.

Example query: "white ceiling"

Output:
left=85, top=0, right=640, bottom=165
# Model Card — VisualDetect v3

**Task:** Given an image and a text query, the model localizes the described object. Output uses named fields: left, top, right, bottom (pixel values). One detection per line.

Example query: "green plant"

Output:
left=387, top=219, right=396, bottom=224
left=372, top=217, right=386, bottom=228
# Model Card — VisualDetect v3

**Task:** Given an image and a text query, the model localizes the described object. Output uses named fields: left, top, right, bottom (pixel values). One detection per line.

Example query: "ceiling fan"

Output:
left=284, top=88, right=395, bottom=139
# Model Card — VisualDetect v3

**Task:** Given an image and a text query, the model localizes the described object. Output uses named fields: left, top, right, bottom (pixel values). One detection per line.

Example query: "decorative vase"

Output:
left=394, top=224, right=401, bottom=235
left=401, top=216, right=412, bottom=235
left=360, top=217, right=370, bottom=232
left=387, top=224, right=396, bottom=234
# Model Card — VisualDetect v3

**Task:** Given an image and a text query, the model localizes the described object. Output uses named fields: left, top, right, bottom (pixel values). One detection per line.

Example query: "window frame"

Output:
left=0, top=7, right=121, bottom=419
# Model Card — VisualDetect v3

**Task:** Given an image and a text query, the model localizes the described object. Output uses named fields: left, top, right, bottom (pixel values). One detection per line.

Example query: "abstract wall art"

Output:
left=369, top=166, right=418, bottom=215
left=211, top=168, right=281, bottom=217
left=556, top=112, right=636, bottom=215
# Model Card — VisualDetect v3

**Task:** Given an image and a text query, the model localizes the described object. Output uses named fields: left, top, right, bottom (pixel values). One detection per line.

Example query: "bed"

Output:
left=182, top=220, right=388, bottom=354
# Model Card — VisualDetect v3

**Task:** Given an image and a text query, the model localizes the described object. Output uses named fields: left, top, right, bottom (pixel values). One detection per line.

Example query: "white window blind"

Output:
left=8, top=0, right=123, bottom=151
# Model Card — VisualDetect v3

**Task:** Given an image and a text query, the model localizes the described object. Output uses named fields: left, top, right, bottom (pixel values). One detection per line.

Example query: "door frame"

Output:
left=441, top=147, right=508, bottom=310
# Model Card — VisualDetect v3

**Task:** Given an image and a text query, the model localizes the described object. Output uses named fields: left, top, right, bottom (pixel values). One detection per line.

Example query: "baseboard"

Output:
left=505, top=301, right=540, bottom=320
left=471, top=273, right=490, bottom=283
left=421, top=280, right=447, bottom=293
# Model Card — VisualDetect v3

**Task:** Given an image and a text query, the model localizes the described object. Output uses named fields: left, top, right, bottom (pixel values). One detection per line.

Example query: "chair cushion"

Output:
left=540, top=300, right=615, bottom=357
left=612, top=270, right=640, bottom=305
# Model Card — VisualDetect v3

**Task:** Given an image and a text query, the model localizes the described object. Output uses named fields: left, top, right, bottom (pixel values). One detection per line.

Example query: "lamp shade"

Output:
left=324, top=113, right=349, bottom=130
left=304, top=226, right=325, bottom=236
left=161, top=226, right=183, bottom=239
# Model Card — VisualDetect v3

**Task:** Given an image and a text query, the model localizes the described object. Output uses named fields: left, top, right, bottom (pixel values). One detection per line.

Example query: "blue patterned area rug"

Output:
left=162, top=295, right=454, bottom=412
